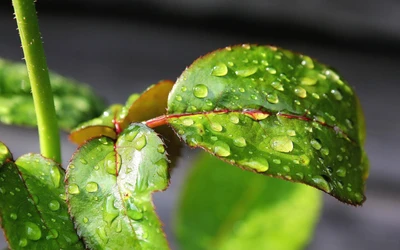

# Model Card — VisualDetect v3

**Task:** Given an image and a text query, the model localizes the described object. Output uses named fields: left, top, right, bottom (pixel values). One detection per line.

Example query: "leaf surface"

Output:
left=167, top=44, right=368, bottom=204
left=0, top=58, right=105, bottom=130
left=175, top=153, right=322, bottom=250
left=66, top=123, right=170, bottom=249
left=0, top=142, right=83, bottom=249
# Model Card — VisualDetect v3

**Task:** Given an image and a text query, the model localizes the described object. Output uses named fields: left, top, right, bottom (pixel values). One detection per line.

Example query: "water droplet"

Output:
left=287, top=130, right=296, bottom=136
left=321, top=148, right=329, bottom=156
left=238, top=87, right=245, bottom=93
left=270, top=136, right=293, bottom=153
left=86, top=182, right=99, bottom=193
left=354, top=192, right=363, bottom=203
left=32, top=195, right=39, bottom=205
left=336, top=167, right=346, bottom=177
left=157, top=144, right=165, bottom=154
left=331, top=89, right=343, bottom=100
left=242, top=44, right=251, bottom=49
left=250, top=94, right=258, bottom=100
left=241, top=158, right=269, bottom=172
left=345, top=119, right=354, bottom=129
left=310, top=139, right=322, bottom=150
left=271, top=81, right=284, bottom=91
left=301, top=56, right=314, bottom=69
left=283, top=166, right=291, bottom=172
left=175, top=95, right=182, bottom=101
left=79, top=158, right=87, bottom=165
left=312, top=93, right=320, bottom=99
left=312, top=176, right=332, bottom=193
left=25, top=222, right=42, bottom=241
left=337, top=155, right=343, bottom=161
left=10, top=213, right=17, bottom=220
left=134, top=135, right=147, bottom=150
left=193, top=84, right=208, bottom=98
left=267, top=93, right=279, bottom=104
left=125, top=129, right=139, bottom=142
left=213, top=141, right=231, bottom=157
left=211, top=122, right=223, bottom=132
left=266, top=67, right=277, bottom=74
left=235, top=67, right=258, bottom=77
left=50, top=166, right=61, bottom=188
left=211, top=63, right=228, bottom=76
left=300, top=77, right=317, bottom=85
left=19, top=238, right=28, bottom=247
left=127, top=208, right=144, bottom=221
left=103, top=196, right=119, bottom=225
left=93, top=165, right=99, bottom=170
left=59, top=193, right=67, bottom=201
left=182, top=118, right=194, bottom=126
left=180, top=86, right=187, bottom=92
left=229, top=115, right=239, bottom=124
left=233, top=137, right=247, bottom=147
left=96, top=227, right=109, bottom=243
left=48, top=200, right=60, bottom=211
left=68, top=184, right=80, bottom=195
left=46, top=229, right=59, bottom=240
left=83, top=217, right=89, bottom=223
left=294, top=87, right=307, bottom=98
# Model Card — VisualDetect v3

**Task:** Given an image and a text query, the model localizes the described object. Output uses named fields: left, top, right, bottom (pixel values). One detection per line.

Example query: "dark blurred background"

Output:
left=0, top=0, right=399, bottom=249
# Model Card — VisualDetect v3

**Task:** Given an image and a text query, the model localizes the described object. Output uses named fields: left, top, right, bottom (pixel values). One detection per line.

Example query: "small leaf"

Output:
left=66, top=123, right=169, bottom=249
left=175, top=153, right=322, bottom=250
left=0, top=142, right=84, bottom=249
left=167, top=44, right=368, bottom=205
left=0, top=58, right=106, bottom=130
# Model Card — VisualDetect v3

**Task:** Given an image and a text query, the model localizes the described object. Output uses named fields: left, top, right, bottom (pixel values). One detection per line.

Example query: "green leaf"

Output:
left=175, top=153, right=322, bottom=250
left=167, top=44, right=368, bottom=205
left=0, top=58, right=106, bottom=130
left=66, top=123, right=170, bottom=249
left=0, top=142, right=84, bottom=249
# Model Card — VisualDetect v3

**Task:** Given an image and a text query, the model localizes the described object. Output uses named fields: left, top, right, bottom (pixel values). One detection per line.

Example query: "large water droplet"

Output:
left=134, top=135, right=147, bottom=150
left=271, top=81, right=284, bottom=91
left=50, top=166, right=61, bottom=188
left=267, top=93, right=279, bottom=104
left=336, top=167, right=347, bottom=177
left=213, top=141, right=231, bottom=157
left=235, top=67, right=258, bottom=77
left=86, top=182, right=99, bottom=193
left=46, top=229, right=59, bottom=240
left=233, top=137, right=247, bottom=147
left=211, top=63, right=228, bottom=76
left=310, top=139, right=322, bottom=150
left=103, top=196, right=119, bottom=225
left=270, top=136, right=293, bottom=153
left=211, top=122, right=223, bottom=132
left=312, top=176, right=332, bottom=193
left=68, top=184, right=80, bottom=195
left=193, top=84, right=208, bottom=98
left=241, top=158, right=269, bottom=172
left=294, top=87, right=307, bottom=98
left=25, top=222, right=42, bottom=241
left=48, top=200, right=60, bottom=211
left=331, top=89, right=343, bottom=100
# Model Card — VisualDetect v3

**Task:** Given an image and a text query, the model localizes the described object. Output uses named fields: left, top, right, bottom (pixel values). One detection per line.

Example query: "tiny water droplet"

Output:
left=266, top=67, right=277, bottom=74
left=229, top=115, right=239, bottom=124
left=103, top=196, right=119, bottom=225
left=19, top=238, right=28, bottom=247
left=301, top=56, right=314, bottom=69
left=32, top=195, right=39, bottom=205
left=59, top=193, right=67, bottom=201
left=238, top=87, right=245, bottom=93
left=182, top=118, right=194, bottom=126
left=86, top=182, right=99, bottom=193
left=125, top=129, right=139, bottom=142
left=321, top=148, right=329, bottom=156
left=83, top=217, right=89, bottom=223
left=175, top=95, right=182, bottom=101
left=213, top=141, right=231, bottom=157
left=294, top=87, right=307, bottom=98
left=310, top=139, right=322, bottom=150
left=267, top=93, right=279, bottom=104
left=312, top=93, right=320, bottom=99
left=312, top=176, right=332, bottom=193
left=331, top=89, right=343, bottom=100
left=233, top=137, right=247, bottom=147
left=180, top=86, right=187, bottom=92
left=50, top=166, right=61, bottom=188
left=96, top=227, right=109, bottom=243
left=250, top=94, right=258, bottom=100
left=211, top=122, right=223, bottom=132
left=300, top=77, right=317, bottom=85
left=68, top=184, right=80, bottom=195
left=270, top=136, right=293, bottom=153
left=354, top=192, right=363, bottom=203
left=48, top=200, right=60, bottom=211
left=271, top=81, right=284, bottom=91
left=134, top=135, right=147, bottom=150
left=10, top=213, right=17, bottom=220
left=46, top=229, right=59, bottom=240
left=79, top=158, right=87, bottom=165
left=283, top=166, right=291, bottom=172
left=235, top=67, right=258, bottom=77
left=25, top=222, right=42, bottom=241
left=193, top=84, right=208, bottom=98
left=336, top=167, right=347, bottom=177
left=273, top=159, right=281, bottom=164
left=211, top=63, right=228, bottom=76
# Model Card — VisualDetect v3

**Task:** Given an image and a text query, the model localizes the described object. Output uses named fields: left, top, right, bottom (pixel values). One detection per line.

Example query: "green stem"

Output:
left=12, top=0, right=61, bottom=163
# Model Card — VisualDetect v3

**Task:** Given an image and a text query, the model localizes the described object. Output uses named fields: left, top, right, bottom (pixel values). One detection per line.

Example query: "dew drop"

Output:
left=233, top=137, right=247, bottom=147
left=157, top=144, right=165, bottom=154
left=175, top=95, right=182, bottom=101
left=283, top=166, right=291, bottom=172
left=331, top=89, right=343, bottom=100
left=271, top=81, right=284, bottom=91
left=25, top=222, right=42, bottom=241
left=312, top=176, right=332, bottom=193
left=301, top=56, right=314, bottom=69
left=273, top=159, right=281, bottom=164
left=211, top=63, right=228, bottom=76
left=50, top=166, right=61, bottom=188
left=103, top=196, right=119, bottom=225
left=235, top=67, right=258, bottom=77
left=287, top=130, right=296, bottom=136
left=32, top=195, right=39, bottom=205
left=182, top=118, right=194, bottom=126
left=270, top=136, right=293, bottom=153
left=134, top=135, right=147, bottom=150
left=10, top=213, right=17, bottom=220
left=96, top=227, right=109, bottom=243
left=266, top=67, right=277, bottom=74
left=79, top=158, right=87, bottom=165
left=86, top=182, right=99, bottom=193
left=68, top=184, right=80, bottom=195
left=125, top=129, right=139, bottom=142
left=213, top=141, right=231, bottom=157
left=180, top=86, right=187, bottom=92
left=354, top=192, right=364, bottom=203
left=229, top=115, right=240, bottom=124
left=46, top=229, right=59, bottom=240
left=83, top=217, right=89, bottom=223
left=238, top=87, right=245, bottom=93
left=321, top=148, right=330, bottom=156
left=294, top=87, right=307, bottom=98
left=310, top=139, right=322, bottom=150
left=241, top=158, right=269, bottom=172
left=266, top=93, right=279, bottom=104
left=48, top=200, right=60, bottom=211
left=193, top=84, right=208, bottom=98
left=312, top=93, right=320, bottom=99
left=300, top=77, right=317, bottom=85
left=127, top=208, right=144, bottom=221
left=211, top=122, right=223, bottom=132
left=19, top=238, right=28, bottom=247
left=336, top=167, right=347, bottom=177
left=104, top=152, right=117, bottom=175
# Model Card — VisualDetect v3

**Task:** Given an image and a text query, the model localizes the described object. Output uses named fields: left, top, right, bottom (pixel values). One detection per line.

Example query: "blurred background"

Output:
left=0, top=0, right=399, bottom=249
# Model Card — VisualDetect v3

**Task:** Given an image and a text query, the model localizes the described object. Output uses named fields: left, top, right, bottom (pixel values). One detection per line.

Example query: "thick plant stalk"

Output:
left=12, top=0, right=61, bottom=163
